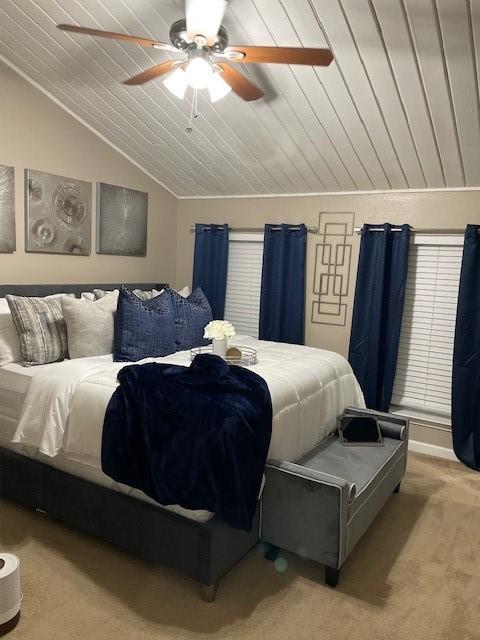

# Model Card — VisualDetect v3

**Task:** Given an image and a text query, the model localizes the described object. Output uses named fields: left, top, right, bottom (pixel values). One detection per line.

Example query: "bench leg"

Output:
left=325, top=566, right=340, bottom=588
left=264, top=543, right=280, bottom=562
left=200, top=582, right=217, bottom=603
left=394, top=482, right=401, bottom=494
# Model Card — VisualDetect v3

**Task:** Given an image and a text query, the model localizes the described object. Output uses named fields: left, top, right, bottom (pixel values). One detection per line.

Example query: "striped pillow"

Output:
left=6, top=294, right=73, bottom=366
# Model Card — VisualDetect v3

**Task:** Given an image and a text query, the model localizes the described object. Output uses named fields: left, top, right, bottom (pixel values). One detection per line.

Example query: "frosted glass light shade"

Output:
left=163, top=68, right=188, bottom=99
left=185, top=58, right=213, bottom=90
left=208, top=72, right=232, bottom=102
left=186, top=0, right=227, bottom=41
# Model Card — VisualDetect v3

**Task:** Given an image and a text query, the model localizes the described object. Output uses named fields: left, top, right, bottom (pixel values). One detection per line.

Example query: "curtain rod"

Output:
left=190, top=225, right=318, bottom=234
left=354, top=227, right=471, bottom=234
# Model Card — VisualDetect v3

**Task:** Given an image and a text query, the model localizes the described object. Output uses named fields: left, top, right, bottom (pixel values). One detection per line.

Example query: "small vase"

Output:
left=212, top=337, right=227, bottom=358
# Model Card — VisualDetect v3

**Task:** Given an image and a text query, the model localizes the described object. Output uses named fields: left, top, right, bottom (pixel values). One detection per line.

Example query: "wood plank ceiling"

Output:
left=0, top=0, right=479, bottom=197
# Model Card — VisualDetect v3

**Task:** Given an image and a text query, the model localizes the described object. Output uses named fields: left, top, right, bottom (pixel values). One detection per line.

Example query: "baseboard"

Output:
left=408, top=439, right=458, bottom=462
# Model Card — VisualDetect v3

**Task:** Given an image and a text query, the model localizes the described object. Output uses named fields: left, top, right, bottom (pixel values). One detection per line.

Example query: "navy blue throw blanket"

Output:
left=101, top=354, right=272, bottom=531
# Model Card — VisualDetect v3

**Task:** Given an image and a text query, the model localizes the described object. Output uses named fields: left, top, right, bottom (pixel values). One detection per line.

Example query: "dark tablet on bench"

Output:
left=338, top=414, right=384, bottom=446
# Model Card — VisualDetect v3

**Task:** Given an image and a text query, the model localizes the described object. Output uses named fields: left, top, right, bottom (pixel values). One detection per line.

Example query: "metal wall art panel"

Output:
left=25, top=169, right=92, bottom=255
left=311, top=212, right=355, bottom=327
left=0, top=164, right=16, bottom=253
left=96, top=182, right=148, bottom=257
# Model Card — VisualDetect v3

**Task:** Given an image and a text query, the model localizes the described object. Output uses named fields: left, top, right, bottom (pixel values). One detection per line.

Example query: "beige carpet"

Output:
left=1, top=453, right=480, bottom=640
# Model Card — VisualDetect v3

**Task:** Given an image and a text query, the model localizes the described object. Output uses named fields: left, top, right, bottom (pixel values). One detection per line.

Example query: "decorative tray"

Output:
left=190, top=345, right=258, bottom=366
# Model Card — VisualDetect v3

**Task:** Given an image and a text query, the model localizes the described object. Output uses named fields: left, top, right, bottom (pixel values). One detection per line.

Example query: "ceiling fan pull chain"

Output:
left=194, top=88, right=199, bottom=118
left=186, top=88, right=200, bottom=133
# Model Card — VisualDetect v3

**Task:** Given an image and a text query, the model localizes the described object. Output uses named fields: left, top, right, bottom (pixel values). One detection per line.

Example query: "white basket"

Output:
left=190, top=345, right=258, bottom=366
left=0, top=553, right=21, bottom=627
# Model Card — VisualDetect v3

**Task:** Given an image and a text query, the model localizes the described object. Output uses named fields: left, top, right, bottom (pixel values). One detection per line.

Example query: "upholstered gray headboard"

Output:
left=0, top=283, right=168, bottom=297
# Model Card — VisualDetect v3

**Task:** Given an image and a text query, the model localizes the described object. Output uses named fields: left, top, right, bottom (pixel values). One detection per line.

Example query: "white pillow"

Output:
left=147, top=286, right=189, bottom=298
left=132, top=288, right=162, bottom=301
left=0, top=300, right=21, bottom=366
left=62, top=291, right=119, bottom=359
left=94, top=286, right=190, bottom=300
left=177, top=286, right=190, bottom=298
left=131, top=287, right=191, bottom=300
left=81, top=292, right=95, bottom=301
left=93, top=288, right=119, bottom=300
left=137, top=286, right=190, bottom=299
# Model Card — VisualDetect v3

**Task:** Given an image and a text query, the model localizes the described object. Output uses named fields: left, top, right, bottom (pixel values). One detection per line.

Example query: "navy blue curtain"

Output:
left=348, top=223, right=410, bottom=411
left=192, top=224, right=229, bottom=320
left=452, top=225, right=480, bottom=470
left=259, top=224, right=307, bottom=344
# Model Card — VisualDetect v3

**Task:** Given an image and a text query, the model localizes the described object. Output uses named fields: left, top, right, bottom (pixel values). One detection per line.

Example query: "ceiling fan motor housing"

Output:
left=169, top=18, right=228, bottom=52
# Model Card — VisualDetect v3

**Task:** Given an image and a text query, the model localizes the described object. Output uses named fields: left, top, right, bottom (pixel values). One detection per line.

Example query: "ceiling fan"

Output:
left=57, top=0, right=333, bottom=105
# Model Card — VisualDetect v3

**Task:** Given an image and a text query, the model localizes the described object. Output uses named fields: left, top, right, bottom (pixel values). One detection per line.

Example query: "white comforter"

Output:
left=12, top=336, right=365, bottom=464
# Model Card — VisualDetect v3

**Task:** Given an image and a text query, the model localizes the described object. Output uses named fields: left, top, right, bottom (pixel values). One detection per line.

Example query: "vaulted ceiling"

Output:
left=1, top=0, right=479, bottom=197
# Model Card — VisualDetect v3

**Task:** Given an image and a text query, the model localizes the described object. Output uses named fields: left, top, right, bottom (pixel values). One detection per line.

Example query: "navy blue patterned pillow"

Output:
left=164, top=287, right=213, bottom=351
left=113, top=286, right=177, bottom=362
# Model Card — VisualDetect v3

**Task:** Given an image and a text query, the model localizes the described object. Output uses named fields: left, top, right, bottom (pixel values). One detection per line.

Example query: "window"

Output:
left=391, top=234, right=463, bottom=422
left=223, top=233, right=264, bottom=338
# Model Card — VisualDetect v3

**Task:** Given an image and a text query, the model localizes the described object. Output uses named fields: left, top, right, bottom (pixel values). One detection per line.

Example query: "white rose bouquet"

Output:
left=203, top=320, right=236, bottom=340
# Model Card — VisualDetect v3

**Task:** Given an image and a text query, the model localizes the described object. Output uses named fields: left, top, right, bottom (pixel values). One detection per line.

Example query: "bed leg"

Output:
left=200, top=582, right=217, bottom=603
left=393, top=482, right=401, bottom=494
left=324, top=566, right=340, bottom=588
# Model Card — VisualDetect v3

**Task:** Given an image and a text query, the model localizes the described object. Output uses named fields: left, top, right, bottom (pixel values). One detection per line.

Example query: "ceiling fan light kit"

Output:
left=185, top=56, right=212, bottom=90
left=162, top=55, right=231, bottom=103
left=208, top=71, right=232, bottom=103
left=56, top=0, right=333, bottom=129
left=163, top=68, right=189, bottom=100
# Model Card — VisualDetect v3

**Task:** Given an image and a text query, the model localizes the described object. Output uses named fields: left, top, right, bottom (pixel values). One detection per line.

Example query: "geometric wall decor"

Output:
left=0, top=164, right=15, bottom=253
left=96, top=182, right=148, bottom=257
left=311, top=212, right=355, bottom=327
left=25, top=169, right=92, bottom=255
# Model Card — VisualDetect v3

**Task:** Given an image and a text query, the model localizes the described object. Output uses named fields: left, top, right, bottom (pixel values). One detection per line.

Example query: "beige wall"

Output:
left=0, top=61, right=177, bottom=286
left=3, top=55, right=480, bottom=453
left=176, top=190, right=480, bottom=450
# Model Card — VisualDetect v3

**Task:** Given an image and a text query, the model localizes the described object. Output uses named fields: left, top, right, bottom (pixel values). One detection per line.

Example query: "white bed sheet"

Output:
left=1, top=336, right=364, bottom=523
left=12, top=336, right=365, bottom=462
left=0, top=362, right=40, bottom=420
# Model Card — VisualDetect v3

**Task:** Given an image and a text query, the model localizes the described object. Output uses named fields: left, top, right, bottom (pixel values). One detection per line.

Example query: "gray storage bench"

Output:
left=261, top=407, right=408, bottom=587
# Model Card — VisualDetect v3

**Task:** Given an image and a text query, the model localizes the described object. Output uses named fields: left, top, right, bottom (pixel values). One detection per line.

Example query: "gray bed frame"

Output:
left=0, top=283, right=260, bottom=602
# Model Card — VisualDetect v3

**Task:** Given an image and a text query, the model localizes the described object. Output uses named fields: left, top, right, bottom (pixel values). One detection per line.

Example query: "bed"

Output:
left=0, top=283, right=364, bottom=601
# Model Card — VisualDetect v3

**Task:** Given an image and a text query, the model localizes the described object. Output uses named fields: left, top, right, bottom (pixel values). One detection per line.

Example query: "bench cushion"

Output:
left=297, top=435, right=405, bottom=519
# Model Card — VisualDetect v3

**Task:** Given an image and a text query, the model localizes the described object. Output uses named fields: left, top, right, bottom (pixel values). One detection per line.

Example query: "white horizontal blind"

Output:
left=392, top=238, right=463, bottom=418
left=224, top=234, right=264, bottom=338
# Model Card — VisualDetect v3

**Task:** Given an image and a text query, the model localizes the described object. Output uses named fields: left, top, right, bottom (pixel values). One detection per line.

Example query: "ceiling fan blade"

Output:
left=225, top=45, right=334, bottom=66
left=123, top=61, right=177, bottom=86
left=186, top=0, right=227, bottom=44
left=57, top=24, right=177, bottom=52
left=217, top=64, right=264, bottom=101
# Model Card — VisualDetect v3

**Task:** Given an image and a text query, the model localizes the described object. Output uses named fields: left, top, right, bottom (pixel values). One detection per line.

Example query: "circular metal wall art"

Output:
left=53, top=182, right=87, bottom=226
left=32, top=218, right=56, bottom=247
left=28, top=178, right=44, bottom=203
left=63, top=235, right=86, bottom=254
